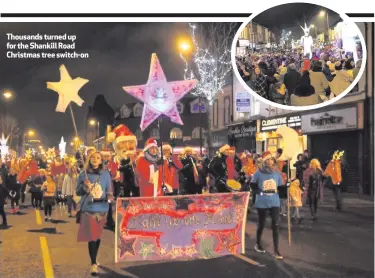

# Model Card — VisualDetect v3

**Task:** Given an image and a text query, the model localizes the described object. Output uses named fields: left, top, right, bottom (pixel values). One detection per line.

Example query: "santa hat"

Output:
left=107, top=124, right=137, bottom=145
left=100, top=148, right=112, bottom=156
left=219, top=144, right=230, bottom=154
left=262, top=151, right=273, bottom=161
left=143, top=138, right=158, bottom=152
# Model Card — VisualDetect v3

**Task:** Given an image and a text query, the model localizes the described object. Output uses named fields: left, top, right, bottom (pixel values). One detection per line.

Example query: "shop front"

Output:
left=228, top=121, right=257, bottom=152
left=256, top=114, right=306, bottom=157
left=301, top=103, right=364, bottom=193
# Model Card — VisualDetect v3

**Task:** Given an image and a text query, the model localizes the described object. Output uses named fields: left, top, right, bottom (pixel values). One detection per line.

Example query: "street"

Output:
left=0, top=193, right=373, bottom=278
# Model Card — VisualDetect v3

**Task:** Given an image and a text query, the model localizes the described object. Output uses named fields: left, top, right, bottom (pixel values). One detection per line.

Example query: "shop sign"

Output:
left=260, top=115, right=301, bottom=132
left=228, top=122, right=257, bottom=139
left=238, top=39, right=250, bottom=47
left=301, top=107, right=357, bottom=133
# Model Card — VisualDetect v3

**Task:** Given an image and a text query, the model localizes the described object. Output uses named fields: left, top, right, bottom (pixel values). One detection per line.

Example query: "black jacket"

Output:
left=293, top=160, right=304, bottom=183
left=180, top=156, right=198, bottom=184
left=0, top=165, right=8, bottom=187
left=208, top=154, right=228, bottom=180
left=0, top=184, right=8, bottom=206
left=284, top=70, right=301, bottom=94
left=118, top=159, right=136, bottom=188
left=6, top=174, right=21, bottom=199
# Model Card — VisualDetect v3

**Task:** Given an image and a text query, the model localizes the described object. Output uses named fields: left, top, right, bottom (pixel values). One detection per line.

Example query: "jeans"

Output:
left=292, top=207, right=300, bottom=218
left=66, top=195, right=77, bottom=214
left=10, top=198, right=19, bottom=210
left=256, top=207, right=280, bottom=252
left=279, top=199, right=287, bottom=215
left=332, top=185, right=342, bottom=210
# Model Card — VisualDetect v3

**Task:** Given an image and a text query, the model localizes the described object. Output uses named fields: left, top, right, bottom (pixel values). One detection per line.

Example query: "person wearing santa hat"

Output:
left=100, top=148, right=113, bottom=172
left=86, top=147, right=97, bottom=160
left=135, top=138, right=161, bottom=197
left=250, top=151, right=283, bottom=260
left=208, top=144, right=231, bottom=193
left=158, top=143, right=183, bottom=195
left=107, top=124, right=138, bottom=198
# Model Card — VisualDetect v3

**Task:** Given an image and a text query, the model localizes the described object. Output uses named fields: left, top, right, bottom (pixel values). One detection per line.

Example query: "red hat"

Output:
left=108, top=124, right=137, bottom=145
left=262, top=151, right=273, bottom=161
left=143, top=138, right=158, bottom=152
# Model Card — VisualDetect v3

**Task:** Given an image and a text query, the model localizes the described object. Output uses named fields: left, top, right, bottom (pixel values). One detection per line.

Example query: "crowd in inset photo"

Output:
left=236, top=51, right=361, bottom=106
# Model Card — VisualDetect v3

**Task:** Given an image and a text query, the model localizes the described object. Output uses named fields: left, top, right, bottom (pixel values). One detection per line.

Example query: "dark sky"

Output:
left=0, top=22, right=190, bottom=147
left=253, top=3, right=342, bottom=39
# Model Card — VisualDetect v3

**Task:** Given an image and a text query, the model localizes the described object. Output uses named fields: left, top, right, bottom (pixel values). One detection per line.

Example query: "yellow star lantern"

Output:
left=47, top=65, right=89, bottom=113
left=25, top=149, right=33, bottom=160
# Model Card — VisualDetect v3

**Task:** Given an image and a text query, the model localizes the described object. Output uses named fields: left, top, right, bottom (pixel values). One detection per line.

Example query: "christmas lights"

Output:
left=180, top=23, right=238, bottom=105
left=59, top=136, right=66, bottom=158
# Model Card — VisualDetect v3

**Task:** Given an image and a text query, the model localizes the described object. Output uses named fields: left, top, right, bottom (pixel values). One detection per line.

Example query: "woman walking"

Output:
left=76, top=152, right=113, bottom=276
left=303, top=159, right=324, bottom=220
left=250, top=151, right=283, bottom=260
left=42, top=173, right=56, bottom=221
left=62, top=167, right=78, bottom=217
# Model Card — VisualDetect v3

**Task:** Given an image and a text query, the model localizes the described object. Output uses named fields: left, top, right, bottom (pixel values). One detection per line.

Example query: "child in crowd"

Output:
left=289, top=179, right=303, bottom=223
left=42, top=173, right=56, bottom=221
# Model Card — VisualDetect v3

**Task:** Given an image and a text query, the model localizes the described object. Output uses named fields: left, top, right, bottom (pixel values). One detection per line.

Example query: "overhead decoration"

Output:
left=123, top=53, right=198, bottom=131
left=47, top=64, right=89, bottom=113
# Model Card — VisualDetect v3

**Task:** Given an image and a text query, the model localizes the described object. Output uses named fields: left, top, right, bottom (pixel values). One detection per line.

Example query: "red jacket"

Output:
left=51, top=161, right=66, bottom=176
left=136, top=155, right=160, bottom=197
left=108, top=160, right=121, bottom=181
left=226, top=156, right=238, bottom=180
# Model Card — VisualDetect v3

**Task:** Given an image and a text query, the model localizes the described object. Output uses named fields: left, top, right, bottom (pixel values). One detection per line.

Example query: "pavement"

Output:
left=0, top=192, right=373, bottom=278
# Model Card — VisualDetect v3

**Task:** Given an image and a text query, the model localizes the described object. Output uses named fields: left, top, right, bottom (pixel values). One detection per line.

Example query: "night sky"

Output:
left=0, top=22, right=191, bottom=147
left=252, top=3, right=342, bottom=39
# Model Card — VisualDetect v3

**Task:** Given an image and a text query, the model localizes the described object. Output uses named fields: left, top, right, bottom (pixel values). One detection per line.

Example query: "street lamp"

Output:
left=24, top=129, right=35, bottom=155
left=89, top=119, right=100, bottom=150
left=179, top=42, right=191, bottom=52
left=3, top=91, right=13, bottom=100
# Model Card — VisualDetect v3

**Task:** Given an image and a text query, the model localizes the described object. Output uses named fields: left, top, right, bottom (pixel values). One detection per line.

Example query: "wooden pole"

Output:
left=69, top=104, right=79, bottom=139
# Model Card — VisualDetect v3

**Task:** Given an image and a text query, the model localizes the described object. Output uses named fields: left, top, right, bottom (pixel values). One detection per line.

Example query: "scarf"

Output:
left=145, top=151, right=159, bottom=164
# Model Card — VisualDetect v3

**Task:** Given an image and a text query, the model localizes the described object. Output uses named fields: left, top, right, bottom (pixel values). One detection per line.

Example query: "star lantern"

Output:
left=0, top=133, right=9, bottom=160
left=123, top=53, right=198, bottom=131
left=59, top=137, right=66, bottom=158
left=47, top=64, right=89, bottom=113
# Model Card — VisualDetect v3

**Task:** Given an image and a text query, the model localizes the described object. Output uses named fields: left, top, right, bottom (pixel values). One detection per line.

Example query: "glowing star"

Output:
left=0, top=133, right=9, bottom=160
left=118, top=236, right=137, bottom=258
left=59, top=137, right=66, bottom=158
left=46, top=148, right=56, bottom=160
left=157, top=244, right=168, bottom=256
left=127, top=204, right=139, bottom=215
left=47, top=64, right=89, bottom=113
left=169, top=245, right=184, bottom=259
left=139, top=242, right=155, bottom=260
left=216, top=231, right=241, bottom=253
left=123, top=53, right=198, bottom=131
left=184, top=244, right=198, bottom=257
left=25, top=149, right=33, bottom=160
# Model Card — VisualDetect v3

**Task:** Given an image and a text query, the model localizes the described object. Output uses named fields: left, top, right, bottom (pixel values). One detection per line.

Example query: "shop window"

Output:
left=170, top=127, right=183, bottom=139
left=224, top=96, right=230, bottom=125
left=192, top=127, right=206, bottom=139
left=150, top=128, right=160, bottom=139
left=176, top=102, right=184, bottom=114
left=120, top=105, right=131, bottom=119
left=133, top=103, right=143, bottom=117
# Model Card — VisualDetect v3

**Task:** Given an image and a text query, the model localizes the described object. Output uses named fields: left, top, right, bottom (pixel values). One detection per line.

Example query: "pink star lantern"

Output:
left=123, top=53, right=198, bottom=131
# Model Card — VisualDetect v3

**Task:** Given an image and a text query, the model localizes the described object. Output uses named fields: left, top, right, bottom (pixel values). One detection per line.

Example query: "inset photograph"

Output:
left=233, top=2, right=366, bottom=108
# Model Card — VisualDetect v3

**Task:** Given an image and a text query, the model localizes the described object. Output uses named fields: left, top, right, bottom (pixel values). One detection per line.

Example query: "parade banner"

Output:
left=115, top=192, right=250, bottom=262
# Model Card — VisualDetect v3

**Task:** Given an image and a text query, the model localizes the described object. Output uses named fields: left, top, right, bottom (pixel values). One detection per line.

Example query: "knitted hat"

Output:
left=107, top=124, right=137, bottom=145
left=262, top=151, right=272, bottom=161
left=143, top=138, right=158, bottom=152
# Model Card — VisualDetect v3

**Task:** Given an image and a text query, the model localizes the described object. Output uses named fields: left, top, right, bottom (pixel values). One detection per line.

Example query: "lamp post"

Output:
left=89, top=119, right=100, bottom=150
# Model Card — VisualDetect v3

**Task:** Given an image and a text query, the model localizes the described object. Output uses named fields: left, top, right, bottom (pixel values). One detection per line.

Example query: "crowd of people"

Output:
left=0, top=123, right=346, bottom=275
left=236, top=50, right=361, bottom=106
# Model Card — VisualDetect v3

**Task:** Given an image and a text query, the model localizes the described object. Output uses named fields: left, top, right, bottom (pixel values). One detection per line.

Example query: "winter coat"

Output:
left=289, top=180, right=302, bottom=207
left=30, top=175, right=45, bottom=193
left=208, top=154, right=228, bottom=181
left=119, top=159, right=137, bottom=189
left=269, top=84, right=286, bottom=105
left=329, top=71, right=352, bottom=97
left=309, top=71, right=329, bottom=96
left=0, top=183, right=8, bottom=206
left=293, top=160, right=304, bottom=184
left=42, top=180, right=56, bottom=197
left=291, top=83, right=322, bottom=106
left=158, top=154, right=183, bottom=190
left=6, top=174, right=21, bottom=200
left=303, top=168, right=324, bottom=200
left=0, top=165, right=8, bottom=188
left=135, top=155, right=160, bottom=197
left=322, top=66, right=335, bottom=82
left=62, top=174, right=77, bottom=196
left=253, top=74, right=268, bottom=99
left=284, top=70, right=301, bottom=94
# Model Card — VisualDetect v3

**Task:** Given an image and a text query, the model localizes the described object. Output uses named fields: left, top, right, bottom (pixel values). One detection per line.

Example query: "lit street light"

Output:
left=28, top=130, right=35, bottom=137
left=3, top=91, right=13, bottom=100
left=89, top=119, right=100, bottom=150
left=319, top=10, right=326, bottom=17
left=179, top=42, right=191, bottom=52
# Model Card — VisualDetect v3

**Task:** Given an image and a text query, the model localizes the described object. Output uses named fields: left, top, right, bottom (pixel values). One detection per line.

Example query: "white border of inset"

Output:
left=231, top=1, right=368, bottom=111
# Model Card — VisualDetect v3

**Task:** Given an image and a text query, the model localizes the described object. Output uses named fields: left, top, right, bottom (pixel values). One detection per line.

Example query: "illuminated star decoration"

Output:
left=123, top=53, right=198, bottom=131
left=169, top=245, right=184, bottom=259
left=139, top=242, right=155, bottom=260
left=58, top=137, right=66, bottom=158
left=47, top=64, right=89, bottom=113
left=0, top=133, right=9, bottom=160
left=216, top=231, right=241, bottom=254
left=184, top=244, right=198, bottom=257
left=118, top=236, right=137, bottom=258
